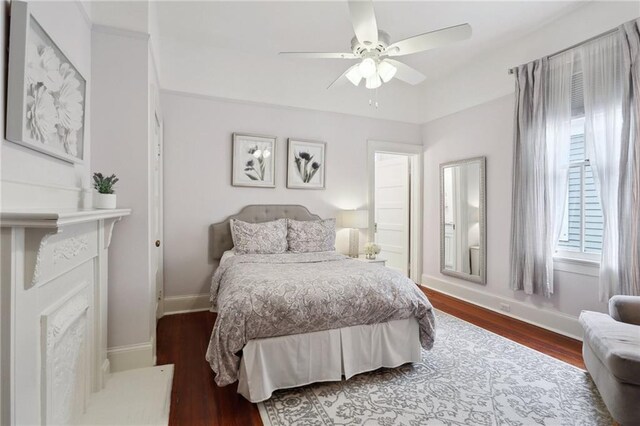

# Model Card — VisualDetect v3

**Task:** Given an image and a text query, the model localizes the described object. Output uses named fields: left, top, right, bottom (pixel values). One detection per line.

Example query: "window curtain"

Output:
left=581, top=19, right=640, bottom=299
left=510, top=52, right=574, bottom=297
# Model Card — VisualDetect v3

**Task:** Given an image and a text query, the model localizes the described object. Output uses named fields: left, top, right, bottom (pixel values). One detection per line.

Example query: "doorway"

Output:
left=374, top=153, right=410, bottom=275
left=368, top=141, right=422, bottom=281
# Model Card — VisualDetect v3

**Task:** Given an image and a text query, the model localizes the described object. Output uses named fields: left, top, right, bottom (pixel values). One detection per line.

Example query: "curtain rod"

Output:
left=507, top=27, right=620, bottom=75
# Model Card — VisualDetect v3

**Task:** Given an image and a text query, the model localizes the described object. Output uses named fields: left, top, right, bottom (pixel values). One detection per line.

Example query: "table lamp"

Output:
left=340, top=209, right=368, bottom=258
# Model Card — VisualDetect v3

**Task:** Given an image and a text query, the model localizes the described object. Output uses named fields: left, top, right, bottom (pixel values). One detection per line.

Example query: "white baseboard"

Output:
left=107, top=340, right=154, bottom=373
left=163, top=294, right=210, bottom=315
left=421, top=274, right=583, bottom=341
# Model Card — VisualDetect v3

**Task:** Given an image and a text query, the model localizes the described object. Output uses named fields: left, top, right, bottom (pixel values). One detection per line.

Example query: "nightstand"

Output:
left=355, top=255, right=386, bottom=266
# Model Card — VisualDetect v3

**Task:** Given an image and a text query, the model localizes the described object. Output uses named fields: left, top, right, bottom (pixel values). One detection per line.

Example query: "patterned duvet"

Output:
left=206, top=251, right=436, bottom=386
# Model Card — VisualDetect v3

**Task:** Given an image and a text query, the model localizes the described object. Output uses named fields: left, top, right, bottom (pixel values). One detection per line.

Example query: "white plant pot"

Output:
left=93, top=193, right=116, bottom=209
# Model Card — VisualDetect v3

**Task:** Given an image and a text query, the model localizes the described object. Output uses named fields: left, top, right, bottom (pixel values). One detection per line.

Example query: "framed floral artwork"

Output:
left=287, top=139, right=326, bottom=189
left=6, top=2, right=86, bottom=163
left=232, top=133, right=276, bottom=188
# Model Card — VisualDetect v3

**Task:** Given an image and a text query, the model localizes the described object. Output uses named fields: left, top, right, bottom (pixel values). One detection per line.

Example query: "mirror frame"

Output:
left=439, top=156, right=487, bottom=284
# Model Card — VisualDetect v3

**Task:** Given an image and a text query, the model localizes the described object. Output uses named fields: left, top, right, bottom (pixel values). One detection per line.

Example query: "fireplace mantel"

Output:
left=1, top=209, right=131, bottom=288
left=1, top=208, right=131, bottom=425
left=1, top=208, right=132, bottom=228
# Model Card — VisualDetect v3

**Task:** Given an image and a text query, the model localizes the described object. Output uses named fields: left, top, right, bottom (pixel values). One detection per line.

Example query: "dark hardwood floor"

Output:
left=422, top=288, right=585, bottom=369
left=157, top=287, right=585, bottom=425
left=156, top=310, right=262, bottom=426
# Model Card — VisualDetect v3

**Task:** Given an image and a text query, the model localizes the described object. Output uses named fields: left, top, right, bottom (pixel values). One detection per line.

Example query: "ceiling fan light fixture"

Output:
left=365, top=74, right=382, bottom=89
left=345, top=66, right=363, bottom=86
left=358, top=57, right=377, bottom=78
left=378, top=60, right=397, bottom=83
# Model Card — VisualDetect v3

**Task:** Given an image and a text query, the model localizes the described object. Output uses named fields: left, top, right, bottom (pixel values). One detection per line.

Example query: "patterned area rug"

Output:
left=258, top=310, right=611, bottom=425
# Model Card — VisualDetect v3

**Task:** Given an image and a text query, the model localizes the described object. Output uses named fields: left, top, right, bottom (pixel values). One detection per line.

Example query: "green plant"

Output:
left=92, top=172, right=119, bottom=194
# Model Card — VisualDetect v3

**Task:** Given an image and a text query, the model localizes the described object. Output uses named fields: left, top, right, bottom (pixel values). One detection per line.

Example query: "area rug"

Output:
left=258, top=310, right=611, bottom=425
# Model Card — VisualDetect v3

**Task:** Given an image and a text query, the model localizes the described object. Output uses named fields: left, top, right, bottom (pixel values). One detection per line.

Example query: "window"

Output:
left=556, top=69, right=603, bottom=260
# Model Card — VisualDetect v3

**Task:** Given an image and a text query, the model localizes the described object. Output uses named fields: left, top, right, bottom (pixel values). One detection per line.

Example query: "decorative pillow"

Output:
left=230, top=219, right=288, bottom=254
left=287, top=218, right=336, bottom=253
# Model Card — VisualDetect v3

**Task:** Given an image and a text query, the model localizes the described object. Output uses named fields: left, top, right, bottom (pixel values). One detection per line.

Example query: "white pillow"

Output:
left=230, top=219, right=288, bottom=254
left=287, top=218, right=336, bottom=253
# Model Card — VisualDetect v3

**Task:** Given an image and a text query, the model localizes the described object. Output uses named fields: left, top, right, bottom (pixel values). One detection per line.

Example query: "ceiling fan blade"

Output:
left=384, top=59, right=426, bottom=85
left=279, top=52, right=359, bottom=59
left=386, top=23, right=472, bottom=57
left=327, top=65, right=359, bottom=89
left=348, top=0, right=378, bottom=46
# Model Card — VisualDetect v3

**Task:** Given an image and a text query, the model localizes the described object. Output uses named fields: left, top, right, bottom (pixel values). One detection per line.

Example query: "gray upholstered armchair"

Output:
left=580, top=296, right=640, bottom=425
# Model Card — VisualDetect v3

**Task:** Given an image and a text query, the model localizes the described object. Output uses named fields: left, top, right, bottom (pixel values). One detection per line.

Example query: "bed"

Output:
left=206, top=205, right=436, bottom=402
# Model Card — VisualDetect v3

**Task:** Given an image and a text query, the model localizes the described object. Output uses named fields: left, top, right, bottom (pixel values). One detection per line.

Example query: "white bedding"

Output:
left=238, top=317, right=421, bottom=402
left=207, top=250, right=435, bottom=388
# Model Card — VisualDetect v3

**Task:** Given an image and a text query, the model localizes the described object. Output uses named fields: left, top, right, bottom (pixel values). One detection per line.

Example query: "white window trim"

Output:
left=553, top=249, right=600, bottom=277
left=553, top=252, right=600, bottom=277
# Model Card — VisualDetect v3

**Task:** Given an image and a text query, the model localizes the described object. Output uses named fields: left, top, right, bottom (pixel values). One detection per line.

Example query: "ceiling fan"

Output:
left=279, top=0, right=472, bottom=90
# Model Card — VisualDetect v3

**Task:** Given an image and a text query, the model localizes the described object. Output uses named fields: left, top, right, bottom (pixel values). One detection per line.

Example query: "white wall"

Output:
left=159, top=36, right=424, bottom=124
left=418, top=2, right=638, bottom=339
left=161, top=90, right=422, bottom=298
left=420, top=1, right=640, bottom=123
left=1, top=1, right=92, bottom=209
left=91, top=28, right=153, bottom=354
left=1, top=0, right=8, bottom=193
left=421, top=94, right=608, bottom=339
left=0, top=3, right=7, bottom=422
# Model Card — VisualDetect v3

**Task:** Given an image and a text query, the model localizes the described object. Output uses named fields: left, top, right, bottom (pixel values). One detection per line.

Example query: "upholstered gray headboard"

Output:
left=210, top=204, right=321, bottom=260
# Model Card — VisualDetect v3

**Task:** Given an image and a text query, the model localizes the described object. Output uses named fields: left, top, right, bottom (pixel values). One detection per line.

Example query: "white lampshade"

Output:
left=346, top=66, right=363, bottom=86
left=378, top=60, right=397, bottom=83
left=358, top=58, right=377, bottom=78
left=340, top=209, right=368, bottom=229
left=365, top=74, right=382, bottom=89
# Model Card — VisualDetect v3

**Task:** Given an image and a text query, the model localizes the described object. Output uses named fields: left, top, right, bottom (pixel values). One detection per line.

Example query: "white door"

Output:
left=150, top=111, right=164, bottom=363
left=374, top=153, right=410, bottom=275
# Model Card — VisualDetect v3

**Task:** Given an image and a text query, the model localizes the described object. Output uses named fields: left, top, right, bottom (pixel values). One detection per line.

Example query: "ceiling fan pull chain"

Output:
left=368, top=89, right=380, bottom=108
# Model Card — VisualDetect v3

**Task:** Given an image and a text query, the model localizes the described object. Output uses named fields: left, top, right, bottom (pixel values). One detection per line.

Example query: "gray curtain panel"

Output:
left=625, top=20, right=640, bottom=297
left=582, top=19, right=640, bottom=299
left=510, top=54, right=574, bottom=297
left=622, top=19, right=640, bottom=297
left=510, top=58, right=554, bottom=297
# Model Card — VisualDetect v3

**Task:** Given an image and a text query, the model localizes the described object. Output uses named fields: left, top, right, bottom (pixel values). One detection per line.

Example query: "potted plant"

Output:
left=92, top=172, right=119, bottom=209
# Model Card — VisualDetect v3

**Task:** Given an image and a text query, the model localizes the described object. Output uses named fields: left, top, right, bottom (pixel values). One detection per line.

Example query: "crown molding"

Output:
left=92, top=24, right=150, bottom=41
left=74, top=1, right=93, bottom=30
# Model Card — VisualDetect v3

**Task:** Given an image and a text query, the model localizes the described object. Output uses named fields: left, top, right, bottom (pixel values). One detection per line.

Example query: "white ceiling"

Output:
left=90, top=1, right=593, bottom=122
left=155, top=1, right=582, bottom=83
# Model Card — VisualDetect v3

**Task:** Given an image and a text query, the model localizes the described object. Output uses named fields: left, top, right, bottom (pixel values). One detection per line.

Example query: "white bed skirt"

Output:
left=237, top=317, right=421, bottom=402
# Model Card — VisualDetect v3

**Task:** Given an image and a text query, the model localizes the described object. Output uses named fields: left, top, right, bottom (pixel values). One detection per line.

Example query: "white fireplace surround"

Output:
left=0, top=208, right=131, bottom=425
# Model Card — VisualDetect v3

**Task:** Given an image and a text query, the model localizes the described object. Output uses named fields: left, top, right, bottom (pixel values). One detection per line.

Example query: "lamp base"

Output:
left=348, top=228, right=359, bottom=258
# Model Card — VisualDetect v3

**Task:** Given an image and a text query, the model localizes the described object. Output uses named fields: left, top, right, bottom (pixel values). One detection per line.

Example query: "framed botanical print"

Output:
left=232, top=133, right=276, bottom=188
left=287, top=139, right=326, bottom=189
left=6, top=1, right=87, bottom=163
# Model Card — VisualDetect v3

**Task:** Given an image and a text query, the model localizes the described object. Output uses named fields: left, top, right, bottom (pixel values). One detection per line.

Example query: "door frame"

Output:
left=148, top=84, right=164, bottom=365
left=367, top=140, right=423, bottom=282
left=152, top=109, right=164, bottom=320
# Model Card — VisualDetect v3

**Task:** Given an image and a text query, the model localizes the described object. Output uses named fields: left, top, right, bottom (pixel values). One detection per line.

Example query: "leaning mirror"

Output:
left=440, top=156, right=486, bottom=284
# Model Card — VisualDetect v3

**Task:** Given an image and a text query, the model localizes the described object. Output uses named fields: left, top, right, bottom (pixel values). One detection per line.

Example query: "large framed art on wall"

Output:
left=6, top=1, right=86, bottom=163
